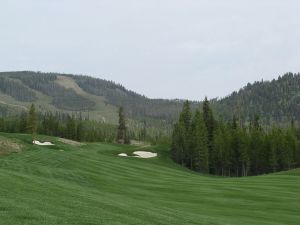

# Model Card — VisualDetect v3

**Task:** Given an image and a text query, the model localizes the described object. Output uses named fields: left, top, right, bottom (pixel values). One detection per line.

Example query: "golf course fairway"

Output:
left=0, top=133, right=299, bottom=225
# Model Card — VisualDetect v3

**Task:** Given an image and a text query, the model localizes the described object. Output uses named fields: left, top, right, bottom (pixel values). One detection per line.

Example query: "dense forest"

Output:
left=171, top=99, right=300, bottom=176
left=213, top=73, right=300, bottom=123
left=0, top=76, right=37, bottom=102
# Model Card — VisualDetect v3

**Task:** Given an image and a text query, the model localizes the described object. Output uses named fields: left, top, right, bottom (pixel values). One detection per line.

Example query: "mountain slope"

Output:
left=0, top=71, right=299, bottom=125
left=0, top=132, right=299, bottom=225
left=212, top=72, right=300, bottom=123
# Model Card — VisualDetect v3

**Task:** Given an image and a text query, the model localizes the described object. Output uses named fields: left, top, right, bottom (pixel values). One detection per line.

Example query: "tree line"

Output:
left=171, top=99, right=300, bottom=176
left=0, top=104, right=116, bottom=142
left=0, top=104, right=169, bottom=145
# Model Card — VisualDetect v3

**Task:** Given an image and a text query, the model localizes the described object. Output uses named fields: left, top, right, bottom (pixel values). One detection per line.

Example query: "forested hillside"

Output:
left=212, top=73, right=300, bottom=123
left=0, top=71, right=299, bottom=126
left=72, top=75, right=189, bottom=120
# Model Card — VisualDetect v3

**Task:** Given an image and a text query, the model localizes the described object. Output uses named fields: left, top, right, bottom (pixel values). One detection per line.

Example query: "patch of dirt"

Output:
left=55, top=76, right=87, bottom=95
left=130, top=140, right=148, bottom=146
left=58, top=138, right=84, bottom=146
left=0, top=138, right=22, bottom=155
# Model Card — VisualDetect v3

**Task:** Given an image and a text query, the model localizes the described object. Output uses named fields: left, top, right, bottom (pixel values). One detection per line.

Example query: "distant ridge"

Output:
left=0, top=71, right=299, bottom=125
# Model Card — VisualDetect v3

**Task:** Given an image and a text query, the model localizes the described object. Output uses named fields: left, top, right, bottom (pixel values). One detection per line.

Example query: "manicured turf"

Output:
left=0, top=133, right=299, bottom=225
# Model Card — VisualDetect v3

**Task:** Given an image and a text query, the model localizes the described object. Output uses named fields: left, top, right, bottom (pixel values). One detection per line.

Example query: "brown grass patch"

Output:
left=0, top=138, right=22, bottom=155
left=58, top=138, right=84, bottom=146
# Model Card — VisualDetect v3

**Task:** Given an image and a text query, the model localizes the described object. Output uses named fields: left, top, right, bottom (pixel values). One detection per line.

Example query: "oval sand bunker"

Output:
left=118, top=151, right=157, bottom=159
left=133, top=151, right=157, bottom=158
left=33, top=140, right=54, bottom=146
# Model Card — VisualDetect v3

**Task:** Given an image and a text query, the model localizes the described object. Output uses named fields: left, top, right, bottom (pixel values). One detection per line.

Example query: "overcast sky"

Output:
left=1, top=0, right=300, bottom=100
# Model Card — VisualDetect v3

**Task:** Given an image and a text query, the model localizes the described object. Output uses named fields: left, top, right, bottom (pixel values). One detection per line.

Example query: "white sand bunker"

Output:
left=118, top=151, right=157, bottom=159
left=33, top=140, right=54, bottom=146
left=133, top=151, right=157, bottom=158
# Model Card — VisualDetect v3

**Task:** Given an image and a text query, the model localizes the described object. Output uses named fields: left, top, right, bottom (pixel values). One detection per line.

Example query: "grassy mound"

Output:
left=0, top=133, right=299, bottom=225
left=273, top=168, right=300, bottom=176
left=0, top=136, right=22, bottom=155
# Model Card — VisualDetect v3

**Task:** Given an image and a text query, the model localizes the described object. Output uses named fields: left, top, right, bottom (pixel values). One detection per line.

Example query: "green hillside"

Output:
left=0, top=133, right=299, bottom=225
left=0, top=71, right=299, bottom=126
left=212, top=72, right=300, bottom=123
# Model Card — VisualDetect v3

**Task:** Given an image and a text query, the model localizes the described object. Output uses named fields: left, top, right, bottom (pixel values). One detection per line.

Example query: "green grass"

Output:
left=0, top=133, right=299, bottom=225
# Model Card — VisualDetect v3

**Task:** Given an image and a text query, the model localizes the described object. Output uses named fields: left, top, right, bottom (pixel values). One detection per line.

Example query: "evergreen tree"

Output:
left=179, top=101, right=192, bottom=166
left=171, top=122, right=184, bottom=164
left=171, top=101, right=192, bottom=166
left=117, top=107, right=128, bottom=144
left=27, top=104, right=37, bottom=141
left=66, top=115, right=76, bottom=140
left=191, top=110, right=209, bottom=172
left=19, top=112, right=28, bottom=133
left=76, top=119, right=84, bottom=141
left=203, top=97, right=215, bottom=171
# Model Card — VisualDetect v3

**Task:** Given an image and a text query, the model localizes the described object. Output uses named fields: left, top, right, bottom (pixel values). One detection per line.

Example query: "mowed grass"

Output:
left=0, top=133, right=299, bottom=225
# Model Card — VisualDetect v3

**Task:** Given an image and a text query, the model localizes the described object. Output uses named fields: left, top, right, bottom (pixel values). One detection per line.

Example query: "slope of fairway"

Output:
left=0, top=133, right=299, bottom=225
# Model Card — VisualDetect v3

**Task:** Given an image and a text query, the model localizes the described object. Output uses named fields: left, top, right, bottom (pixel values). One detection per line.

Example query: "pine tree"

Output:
left=283, top=129, right=297, bottom=170
left=66, top=115, right=76, bottom=140
left=27, top=104, right=37, bottom=141
left=179, top=101, right=192, bottom=166
left=213, top=122, right=231, bottom=176
left=76, top=119, right=84, bottom=141
left=117, top=107, right=128, bottom=144
left=191, top=110, right=209, bottom=173
left=202, top=97, right=214, bottom=171
left=19, top=112, right=28, bottom=133
left=239, top=129, right=250, bottom=176
left=171, top=122, right=183, bottom=164
left=171, top=101, right=192, bottom=166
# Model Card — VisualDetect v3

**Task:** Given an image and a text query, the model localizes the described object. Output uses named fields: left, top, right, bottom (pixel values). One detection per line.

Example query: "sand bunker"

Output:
left=133, top=151, right=157, bottom=158
left=33, top=140, right=54, bottom=146
left=118, top=151, right=157, bottom=159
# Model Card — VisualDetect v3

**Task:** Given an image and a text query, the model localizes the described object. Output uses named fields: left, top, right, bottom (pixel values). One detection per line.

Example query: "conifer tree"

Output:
left=171, top=101, right=192, bottom=166
left=66, top=115, right=76, bottom=140
left=76, top=118, right=84, bottom=141
left=239, top=129, right=250, bottom=176
left=191, top=110, right=209, bottom=172
left=117, top=107, right=128, bottom=144
left=19, top=112, right=28, bottom=133
left=203, top=97, right=215, bottom=171
left=27, top=104, right=37, bottom=141
left=171, top=122, right=183, bottom=164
